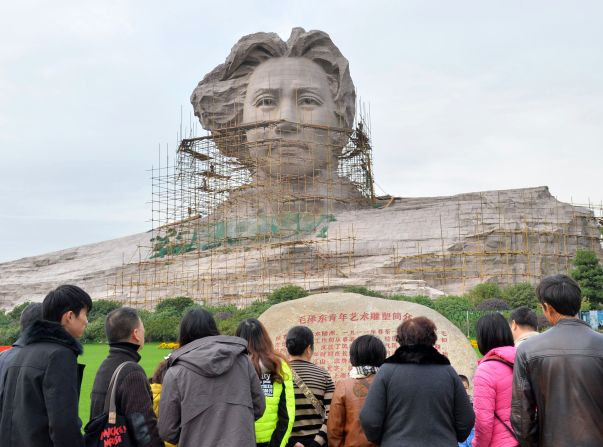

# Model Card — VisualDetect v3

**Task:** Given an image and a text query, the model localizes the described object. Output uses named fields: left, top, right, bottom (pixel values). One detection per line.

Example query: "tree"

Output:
left=570, top=249, right=603, bottom=307
left=155, top=296, right=196, bottom=316
left=476, top=299, right=511, bottom=311
left=466, top=283, right=502, bottom=307
left=502, top=283, right=538, bottom=309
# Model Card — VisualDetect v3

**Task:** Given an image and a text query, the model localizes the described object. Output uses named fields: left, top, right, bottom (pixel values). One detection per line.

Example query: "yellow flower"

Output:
left=159, top=342, right=179, bottom=350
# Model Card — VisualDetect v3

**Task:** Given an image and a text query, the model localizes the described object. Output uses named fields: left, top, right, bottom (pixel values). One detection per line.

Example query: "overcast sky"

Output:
left=1, top=1, right=602, bottom=262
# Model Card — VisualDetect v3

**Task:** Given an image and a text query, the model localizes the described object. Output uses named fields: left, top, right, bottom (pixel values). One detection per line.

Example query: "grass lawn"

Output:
left=79, top=342, right=171, bottom=425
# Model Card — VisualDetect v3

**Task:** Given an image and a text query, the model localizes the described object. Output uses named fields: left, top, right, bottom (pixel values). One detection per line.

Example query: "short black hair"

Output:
left=349, top=335, right=386, bottom=367
left=42, top=285, right=93, bottom=323
left=536, top=274, right=582, bottom=316
left=19, top=303, right=43, bottom=331
left=285, top=326, right=314, bottom=356
left=458, top=374, right=470, bottom=387
left=105, top=307, right=142, bottom=343
left=476, top=313, right=514, bottom=356
left=510, top=306, right=538, bottom=331
left=178, top=308, right=219, bottom=347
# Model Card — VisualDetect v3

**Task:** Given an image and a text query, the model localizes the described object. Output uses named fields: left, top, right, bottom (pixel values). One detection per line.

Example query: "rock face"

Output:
left=258, top=292, right=478, bottom=381
left=0, top=186, right=600, bottom=309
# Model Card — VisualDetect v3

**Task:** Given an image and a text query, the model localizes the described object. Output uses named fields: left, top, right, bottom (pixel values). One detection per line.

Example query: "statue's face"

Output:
left=242, top=57, right=340, bottom=179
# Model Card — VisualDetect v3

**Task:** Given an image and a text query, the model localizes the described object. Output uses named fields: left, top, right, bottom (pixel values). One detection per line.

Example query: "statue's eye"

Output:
left=256, top=97, right=276, bottom=107
left=299, top=96, right=321, bottom=106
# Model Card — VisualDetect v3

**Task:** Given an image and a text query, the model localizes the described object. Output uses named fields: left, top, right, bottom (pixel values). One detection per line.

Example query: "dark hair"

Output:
left=349, top=335, right=386, bottom=367
left=510, top=306, right=538, bottom=331
left=178, top=308, right=219, bottom=347
left=458, top=374, right=470, bottom=387
left=19, top=303, right=43, bottom=331
left=105, top=307, right=142, bottom=343
left=150, top=359, right=169, bottom=384
left=396, top=317, right=437, bottom=347
left=285, top=326, right=314, bottom=356
left=42, top=285, right=93, bottom=323
left=476, top=313, right=514, bottom=356
left=536, top=274, right=582, bottom=316
left=236, top=318, right=286, bottom=383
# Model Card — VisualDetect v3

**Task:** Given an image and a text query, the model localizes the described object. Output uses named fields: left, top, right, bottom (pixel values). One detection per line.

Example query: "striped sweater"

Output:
left=289, top=360, right=335, bottom=446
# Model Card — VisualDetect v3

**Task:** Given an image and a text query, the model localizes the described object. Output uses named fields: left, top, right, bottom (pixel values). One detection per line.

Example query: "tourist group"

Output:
left=0, top=274, right=602, bottom=446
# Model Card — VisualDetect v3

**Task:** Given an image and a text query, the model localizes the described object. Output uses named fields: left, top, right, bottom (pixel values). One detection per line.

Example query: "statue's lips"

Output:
left=253, top=139, right=310, bottom=155
left=276, top=143, right=308, bottom=155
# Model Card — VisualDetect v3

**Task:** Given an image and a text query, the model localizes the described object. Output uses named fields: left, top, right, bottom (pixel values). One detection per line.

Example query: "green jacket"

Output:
left=255, top=360, right=296, bottom=446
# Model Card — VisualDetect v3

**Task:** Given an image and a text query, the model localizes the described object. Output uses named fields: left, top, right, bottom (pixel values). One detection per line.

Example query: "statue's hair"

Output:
left=191, top=27, right=356, bottom=131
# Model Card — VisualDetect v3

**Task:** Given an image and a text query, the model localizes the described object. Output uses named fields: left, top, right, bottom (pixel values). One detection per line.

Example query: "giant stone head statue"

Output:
left=191, top=28, right=356, bottom=181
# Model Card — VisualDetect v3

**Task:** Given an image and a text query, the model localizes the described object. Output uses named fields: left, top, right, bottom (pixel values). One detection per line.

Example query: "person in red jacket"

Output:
left=472, top=313, right=517, bottom=447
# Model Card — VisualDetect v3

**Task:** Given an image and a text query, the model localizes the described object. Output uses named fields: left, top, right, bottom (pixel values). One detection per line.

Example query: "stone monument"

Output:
left=259, top=292, right=478, bottom=382
left=190, top=27, right=364, bottom=218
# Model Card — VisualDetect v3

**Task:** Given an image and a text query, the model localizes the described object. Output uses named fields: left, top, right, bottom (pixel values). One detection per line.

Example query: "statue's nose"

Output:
left=275, top=120, right=299, bottom=136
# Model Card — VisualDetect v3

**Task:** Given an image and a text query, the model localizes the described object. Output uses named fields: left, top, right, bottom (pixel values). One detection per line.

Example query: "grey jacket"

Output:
left=158, top=335, right=266, bottom=447
left=511, top=318, right=603, bottom=447
left=360, top=345, right=474, bottom=447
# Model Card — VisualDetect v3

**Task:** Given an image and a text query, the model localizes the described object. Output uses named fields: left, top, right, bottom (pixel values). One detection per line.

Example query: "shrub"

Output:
left=266, top=285, right=308, bottom=304
left=0, top=326, right=20, bottom=345
left=80, top=318, right=106, bottom=343
left=6, top=301, right=32, bottom=322
left=143, top=313, right=181, bottom=342
left=502, top=283, right=537, bottom=309
left=570, top=249, right=603, bottom=306
left=434, top=295, right=473, bottom=314
left=433, top=296, right=481, bottom=337
left=155, top=297, right=196, bottom=316
left=392, top=295, right=435, bottom=309
left=467, top=283, right=503, bottom=306
left=343, top=286, right=385, bottom=298
left=476, top=299, right=511, bottom=311
left=87, top=299, right=121, bottom=323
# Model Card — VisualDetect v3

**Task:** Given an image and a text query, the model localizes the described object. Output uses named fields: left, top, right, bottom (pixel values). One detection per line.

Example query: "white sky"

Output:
left=1, top=0, right=602, bottom=262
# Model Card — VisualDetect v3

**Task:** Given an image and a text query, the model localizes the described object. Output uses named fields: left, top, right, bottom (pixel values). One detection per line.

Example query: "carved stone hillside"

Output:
left=0, top=186, right=600, bottom=309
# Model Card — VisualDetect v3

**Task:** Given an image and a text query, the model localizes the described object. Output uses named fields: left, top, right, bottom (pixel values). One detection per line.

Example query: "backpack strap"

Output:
left=494, top=411, right=517, bottom=440
left=483, top=357, right=514, bottom=368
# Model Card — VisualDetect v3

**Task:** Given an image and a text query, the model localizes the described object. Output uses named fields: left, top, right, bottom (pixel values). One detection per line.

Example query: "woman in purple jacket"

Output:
left=472, top=313, right=517, bottom=447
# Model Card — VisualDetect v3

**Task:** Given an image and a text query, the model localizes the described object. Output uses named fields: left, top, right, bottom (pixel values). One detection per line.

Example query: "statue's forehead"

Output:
left=247, top=57, right=330, bottom=90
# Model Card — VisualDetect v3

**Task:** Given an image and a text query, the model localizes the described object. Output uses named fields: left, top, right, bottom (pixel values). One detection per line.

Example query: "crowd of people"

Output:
left=0, top=274, right=602, bottom=446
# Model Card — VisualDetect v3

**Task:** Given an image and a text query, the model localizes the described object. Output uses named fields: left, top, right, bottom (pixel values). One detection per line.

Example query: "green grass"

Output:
left=79, top=342, right=171, bottom=425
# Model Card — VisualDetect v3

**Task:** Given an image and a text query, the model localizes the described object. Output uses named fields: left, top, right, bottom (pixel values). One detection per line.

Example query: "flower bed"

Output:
left=158, top=342, right=179, bottom=350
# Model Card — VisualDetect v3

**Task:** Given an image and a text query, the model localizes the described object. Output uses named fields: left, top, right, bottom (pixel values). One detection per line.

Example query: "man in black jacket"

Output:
left=511, top=274, right=603, bottom=447
left=90, top=307, right=163, bottom=447
left=0, top=302, right=43, bottom=397
left=0, top=284, right=92, bottom=447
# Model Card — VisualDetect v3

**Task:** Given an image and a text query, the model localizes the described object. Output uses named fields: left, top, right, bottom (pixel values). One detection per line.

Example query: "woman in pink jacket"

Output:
left=472, top=313, right=517, bottom=447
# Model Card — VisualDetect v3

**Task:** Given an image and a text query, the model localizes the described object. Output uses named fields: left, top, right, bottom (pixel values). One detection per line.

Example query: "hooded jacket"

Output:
left=158, top=335, right=266, bottom=447
left=0, top=320, right=85, bottom=447
left=360, top=344, right=474, bottom=447
left=472, top=345, right=517, bottom=447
